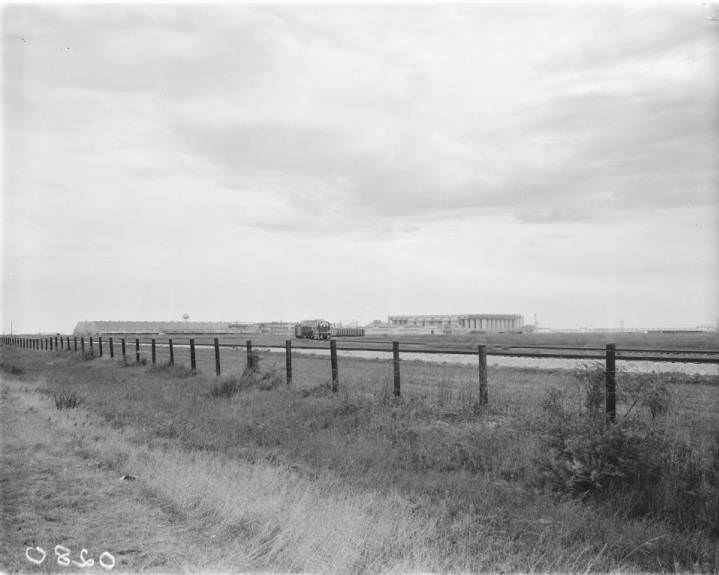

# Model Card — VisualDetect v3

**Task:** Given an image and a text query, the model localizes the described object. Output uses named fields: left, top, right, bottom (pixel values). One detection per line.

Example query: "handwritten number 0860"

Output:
left=24, top=545, right=115, bottom=569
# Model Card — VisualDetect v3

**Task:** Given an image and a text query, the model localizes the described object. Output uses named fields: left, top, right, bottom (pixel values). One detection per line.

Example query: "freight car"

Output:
left=294, top=320, right=332, bottom=340
left=331, top=327, right=365, bottom=337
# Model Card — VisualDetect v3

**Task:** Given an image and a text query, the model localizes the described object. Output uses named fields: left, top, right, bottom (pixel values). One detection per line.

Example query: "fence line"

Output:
left=2, top=333, right=718, bottom=423
left=51, top=336, right=719, bottom=364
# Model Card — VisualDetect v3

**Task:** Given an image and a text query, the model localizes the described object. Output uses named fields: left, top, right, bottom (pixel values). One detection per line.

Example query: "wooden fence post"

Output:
left=135, top=338, right=140, bottom=363
left=74, top=336, right=77, bottom=352
left=605, top=344, right=616, bottom=423
left=246, top=340, right=253, bottom=370
left=66, top=336, right=70, bottom=350
left=285, top=340, right=292, bottom=385
left=109, top=337, right=114, bottom=358
left=478, top=345, right=488, bottom=405
left=60, top=336, right=64, bottom=350
left=190, top=339, right=196, bottom=371
left=393, top=341, right=401, bottom=397
left=55, top=335, right=58, bottom=349
left=214, top=338, right=221, bottom=376
left=151, top=339, right=156, bottom=365
left=169, top=339, right=174, bottom=366
left=81, top=337, right=85, bottom=354
left=121, top=338, right=126, bottom=358
left=330, top=339, right=339, bottom=392
left=89, top=337, right=94, bottom=354
left=98, top=337, right=103, bottom=357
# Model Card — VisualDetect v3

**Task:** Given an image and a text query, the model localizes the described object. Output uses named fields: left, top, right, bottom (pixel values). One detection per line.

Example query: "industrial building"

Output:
left=386, top=314, right=524, bottom=333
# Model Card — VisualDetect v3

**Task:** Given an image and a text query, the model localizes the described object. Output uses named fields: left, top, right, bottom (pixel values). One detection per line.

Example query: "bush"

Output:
left=119, top=355, right=147, bottom=367
left=535, top=367, right=719, bottom=533
left=54, top=390, right=80, bottom=409
left=209, top=355, right=283, bottom=398
left=0, top=363, right=23, bottom=375
left=81, top=349, right=97, bottom=361
left=621, top=372, right=672, bottom=420
left=572, top=363, right=605, bottom=417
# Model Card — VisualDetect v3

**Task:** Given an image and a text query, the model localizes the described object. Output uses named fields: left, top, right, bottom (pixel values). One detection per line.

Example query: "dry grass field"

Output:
left=1, top=343, right=718, bottom=573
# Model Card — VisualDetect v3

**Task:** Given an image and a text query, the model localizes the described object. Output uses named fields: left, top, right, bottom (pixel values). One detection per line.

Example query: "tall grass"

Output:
left=3, top=345, right=718, bottom=572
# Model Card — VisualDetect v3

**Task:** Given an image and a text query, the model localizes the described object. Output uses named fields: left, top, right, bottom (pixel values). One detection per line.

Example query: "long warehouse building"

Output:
left=387, top=314, right=524, bottom=332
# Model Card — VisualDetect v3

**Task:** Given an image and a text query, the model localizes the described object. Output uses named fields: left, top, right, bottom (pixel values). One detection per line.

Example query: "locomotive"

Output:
left=294, top=320, right=366, bottom=339
left=294, top=320, right=332, bottom=340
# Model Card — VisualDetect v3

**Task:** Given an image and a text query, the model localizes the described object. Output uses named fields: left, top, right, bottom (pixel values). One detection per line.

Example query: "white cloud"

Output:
left=2, top=4, right=717, bottom=331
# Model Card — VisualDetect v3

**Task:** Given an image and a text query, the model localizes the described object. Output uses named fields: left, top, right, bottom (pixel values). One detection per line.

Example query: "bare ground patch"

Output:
left=0, top=377, right=248, bottom=573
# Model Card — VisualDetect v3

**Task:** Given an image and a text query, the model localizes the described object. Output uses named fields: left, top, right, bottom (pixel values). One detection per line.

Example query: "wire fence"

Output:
left=2, top=333, right=717, bottom=423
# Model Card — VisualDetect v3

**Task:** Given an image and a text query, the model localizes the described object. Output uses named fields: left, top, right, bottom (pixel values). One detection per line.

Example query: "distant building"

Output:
left=74, top=320, right=257, bottom=335
left=386, top=314, right=523, bottom=334
left=257, top=322, right=295, bottom=336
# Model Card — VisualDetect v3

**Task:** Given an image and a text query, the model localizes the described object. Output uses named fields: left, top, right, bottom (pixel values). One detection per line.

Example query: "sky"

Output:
left=2, top=3, right=718, bottom=333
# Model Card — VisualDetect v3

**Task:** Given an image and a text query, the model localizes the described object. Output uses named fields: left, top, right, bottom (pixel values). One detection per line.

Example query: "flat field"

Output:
left=1, top=343, right=718, bottom=573
left=82, top=329, right=719, bottom=352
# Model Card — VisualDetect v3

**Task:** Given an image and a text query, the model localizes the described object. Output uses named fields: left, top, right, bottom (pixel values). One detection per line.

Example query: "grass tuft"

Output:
left=0, top=362, right=23, bottom=375
left=81, top=349, right=97, bottom=361
left=119, top=356, right=148, bottom=367
left=54, top=390, right=81, bottom=409
left=210, top=355, right=283, bottom=398
left=148, top=360, right=196, bottom=378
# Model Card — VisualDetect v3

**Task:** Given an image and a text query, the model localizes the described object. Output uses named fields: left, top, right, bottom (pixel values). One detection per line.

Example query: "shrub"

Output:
left=0, top=363, right=23, bottom=375
left=81, top=349, right=97, bottom=361
left=535, top=367, right=718, bottom=533
left=119, top=356, right=147, bottom=367
left=209, top=355, right=283, bottom=398
left=621, top=372, right=672, bottom=420
left=572, top=363, right=605, bottom=417
left=54, top=390, right=80, bottom=409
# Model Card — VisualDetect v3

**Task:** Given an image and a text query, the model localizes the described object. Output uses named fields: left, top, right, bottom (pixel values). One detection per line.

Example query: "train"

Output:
left=331, top=327, right=365, bottom=337
left=295, top=320, right=332, bottom=340
left=294, top=320, right=365, bottom=339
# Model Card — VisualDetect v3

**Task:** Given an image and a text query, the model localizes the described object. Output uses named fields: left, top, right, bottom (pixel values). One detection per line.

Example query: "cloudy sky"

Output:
left=2, top=3, right=718, bottom=333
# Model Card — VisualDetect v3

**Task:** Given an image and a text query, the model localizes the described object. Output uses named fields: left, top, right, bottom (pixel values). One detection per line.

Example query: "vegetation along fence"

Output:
left=2, top=334, right=718, bottom=423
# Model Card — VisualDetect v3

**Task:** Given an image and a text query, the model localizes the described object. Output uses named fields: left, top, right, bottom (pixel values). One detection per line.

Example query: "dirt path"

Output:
left=0, top=376, right=232, bottom=573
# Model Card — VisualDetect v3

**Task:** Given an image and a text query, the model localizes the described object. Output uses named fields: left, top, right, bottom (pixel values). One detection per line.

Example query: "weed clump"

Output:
left=148, top=361, right=196, bottom=378
left=54, top=390, right=81, bottom=409
left=535, top=366, right=719, bottom=534
left=0, top=363, right=23, bottom=375
left=209, top=354, right=283, bottom=398
left=119, top=356, right=147, bottom=367
left=81, top=350, right=97, bottom=361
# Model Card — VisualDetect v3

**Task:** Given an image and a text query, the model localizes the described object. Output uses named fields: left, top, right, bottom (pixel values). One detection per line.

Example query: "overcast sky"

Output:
left=2, top=3, right=718, bottom=333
